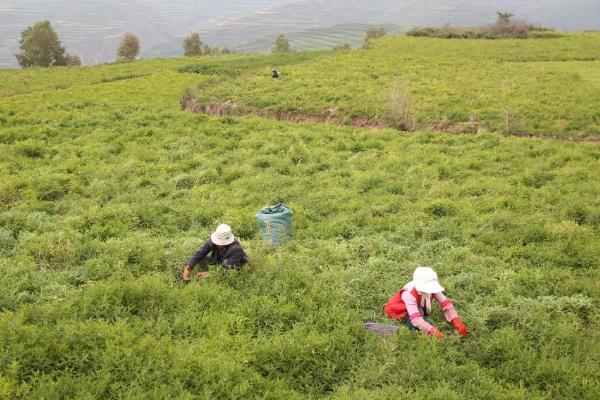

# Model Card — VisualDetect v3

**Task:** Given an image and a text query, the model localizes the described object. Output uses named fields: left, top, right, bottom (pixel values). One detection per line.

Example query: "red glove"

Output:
left=452, top=318, right=468, bottom=337
left=428, top=327, right=445, bottom=340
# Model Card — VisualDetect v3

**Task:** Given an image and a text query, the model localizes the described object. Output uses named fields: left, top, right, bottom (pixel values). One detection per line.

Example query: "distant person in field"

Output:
left=384, top=266, right=468, bottom=339
left=182, top=224, right=248, bottom=280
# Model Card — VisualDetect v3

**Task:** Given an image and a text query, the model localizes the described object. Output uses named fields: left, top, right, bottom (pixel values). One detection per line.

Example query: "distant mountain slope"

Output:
left=0, top=0, right=283, bottom=67
left=1, top=0, right=599, bottom=67
left=235, top=24, right=406, bottom=54
left=192, top=0, right=600, bottom=46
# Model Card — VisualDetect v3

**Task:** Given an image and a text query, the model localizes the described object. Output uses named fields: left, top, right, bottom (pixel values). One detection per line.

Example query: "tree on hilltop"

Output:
left=496, top=12, right=515, bottom=26
left=117, top=33, right=140, bottom=61
left=272, top=34, right=291, bottom=53
left=183, top=33, right=203, bottom=56
left=493, top=12, right=529, bottom=38
left=15, top=20, right=66, bottom=67
left=64, top=54, right=82, bottom=66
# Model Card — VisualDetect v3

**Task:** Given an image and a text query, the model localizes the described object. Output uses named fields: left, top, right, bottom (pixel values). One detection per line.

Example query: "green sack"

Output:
left=256, top=203, right=293, bottom=245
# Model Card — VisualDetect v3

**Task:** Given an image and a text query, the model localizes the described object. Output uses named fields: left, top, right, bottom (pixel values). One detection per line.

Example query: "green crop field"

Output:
left=1, top=35, right=600, bottom=399
left=191, top=33, right=600, bottom=139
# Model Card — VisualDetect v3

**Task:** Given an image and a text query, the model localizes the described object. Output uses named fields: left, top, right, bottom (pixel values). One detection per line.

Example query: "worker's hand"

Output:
left=182, top=265, right=191, bottom=281
left=428, top=327, right=445, bottom=340
left=452, top=318, right=468, bottom=337
left=196, top=271, right=210, bottom=279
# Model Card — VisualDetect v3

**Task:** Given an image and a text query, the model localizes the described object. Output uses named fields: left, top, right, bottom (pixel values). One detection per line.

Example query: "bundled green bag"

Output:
left=256, top=203, right=293, bottom=245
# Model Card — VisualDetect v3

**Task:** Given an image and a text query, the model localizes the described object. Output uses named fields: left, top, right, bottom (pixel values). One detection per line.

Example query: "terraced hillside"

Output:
left=231, top=24, right=405, bottom=54
left=0, top=36, right=599, bottom=398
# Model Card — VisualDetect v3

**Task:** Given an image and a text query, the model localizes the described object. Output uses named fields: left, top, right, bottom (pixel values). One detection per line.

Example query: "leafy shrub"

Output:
left=564, top=202, right=600, bottom=227
left=521, top=171, right=555, bottom=188
left=424, top=201, right=456, bottom=217
left=406, top=16, right=561, bottom=40
left=14, top=140, right=47, bottom=158
left=0, top=228, right=16, bottom=256
left=20, top=230, right=86, bottom=269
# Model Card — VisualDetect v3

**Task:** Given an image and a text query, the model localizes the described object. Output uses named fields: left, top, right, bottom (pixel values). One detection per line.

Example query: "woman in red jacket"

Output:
left=384, top=266, right=468, bottom=339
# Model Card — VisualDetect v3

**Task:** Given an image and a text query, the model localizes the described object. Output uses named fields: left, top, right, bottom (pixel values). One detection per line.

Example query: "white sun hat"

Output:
left=211, top=224, right=235, bottom=246
left=413, top=266, right=444, bottom=294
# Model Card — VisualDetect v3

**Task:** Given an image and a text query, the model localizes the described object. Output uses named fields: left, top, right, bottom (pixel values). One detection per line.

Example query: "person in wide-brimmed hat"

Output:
left=183, top=224, right=248, bottom=280
left=384, top=266, right=468, bottom=339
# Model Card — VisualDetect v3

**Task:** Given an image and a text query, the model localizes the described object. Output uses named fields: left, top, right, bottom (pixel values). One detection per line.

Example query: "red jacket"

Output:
left=384, top=286, right=424, bottom=320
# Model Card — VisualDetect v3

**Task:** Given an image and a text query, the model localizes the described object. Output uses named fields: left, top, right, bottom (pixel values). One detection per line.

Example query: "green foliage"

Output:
left=15, top=20, right=66, bottom=68
left=407, top=14, right=560, bottom=40
left=272, top=34, right=292, bottom=54
left=63, top=54, right=82, bottom=67
left=177, top=51, right=326, bottom=76
left=117, top=33, right=140, bottom=61
left=496, top=12, right=516, bottom=25
left=183, top=33, right=203, bottom=56
left=0, top=39, right=599, bottom=399
left=192, top=32, right=600, bottom=138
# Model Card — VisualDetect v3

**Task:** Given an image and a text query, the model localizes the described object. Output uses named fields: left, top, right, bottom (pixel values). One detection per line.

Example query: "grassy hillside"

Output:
left=1, top=39, right=600, bottom=399
left=189, top=33, right=600, bottom=138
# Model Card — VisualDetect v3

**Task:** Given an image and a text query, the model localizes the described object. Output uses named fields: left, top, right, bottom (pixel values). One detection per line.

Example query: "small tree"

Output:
left=64, top=54, right=82, bottom=66
left=15, top=20, right=66, bottom=67
left=183, top=33, right=203, bottom=56
left=492, top=12, right=529, bottom=38
left=117, top=33, right=140, bottom=61
left=203, top=44, right=211, bottom=55
left=496, top=12, right=515, bottom=26
left=272, top=34, right=291, bottom=54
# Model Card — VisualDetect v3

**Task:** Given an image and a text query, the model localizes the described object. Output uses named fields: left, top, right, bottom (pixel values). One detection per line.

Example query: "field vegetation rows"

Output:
left=0, top=35, right=600, bottom=399
left=188, top=33, right=600, bottom=138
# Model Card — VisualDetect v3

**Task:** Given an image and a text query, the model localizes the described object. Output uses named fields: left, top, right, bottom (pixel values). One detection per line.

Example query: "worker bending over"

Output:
left=384, top=266, right=468, bottom=339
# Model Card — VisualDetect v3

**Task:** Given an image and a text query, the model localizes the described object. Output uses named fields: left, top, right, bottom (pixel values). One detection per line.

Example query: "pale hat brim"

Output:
left=211, top=231, right=235, bottom=246
left=414, top=281, right=444, bottom=294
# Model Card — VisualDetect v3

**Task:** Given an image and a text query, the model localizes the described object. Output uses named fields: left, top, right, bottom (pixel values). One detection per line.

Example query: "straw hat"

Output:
left=413, top=266, right=444, bottom=294
left=211, top=224, right=235, bottom=246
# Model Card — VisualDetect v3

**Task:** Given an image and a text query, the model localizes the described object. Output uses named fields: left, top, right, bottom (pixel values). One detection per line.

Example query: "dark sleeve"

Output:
left=223, top=245, right=248, bottom=267
left=186, top=239, right=213, bottom=267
